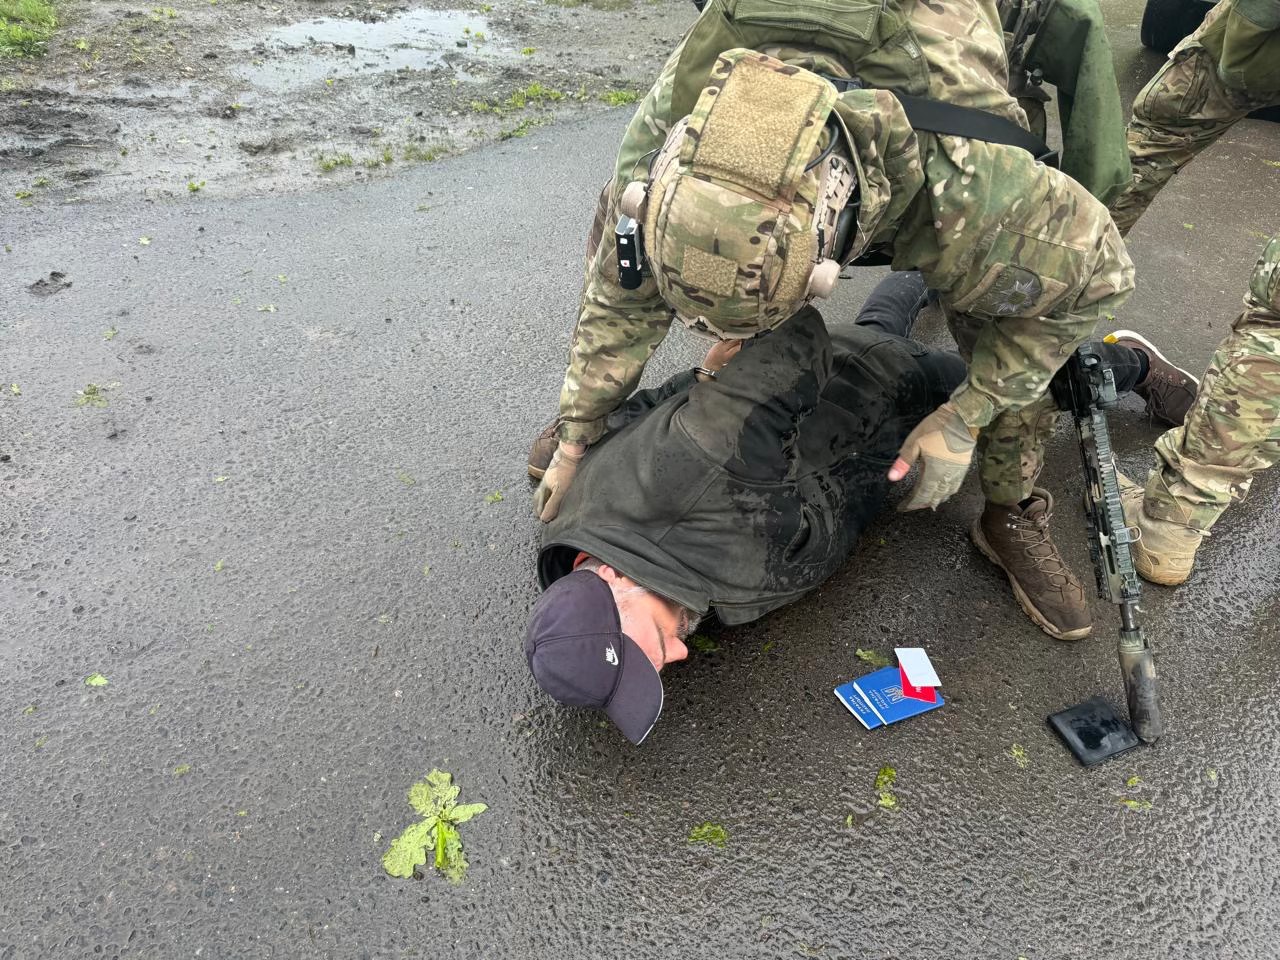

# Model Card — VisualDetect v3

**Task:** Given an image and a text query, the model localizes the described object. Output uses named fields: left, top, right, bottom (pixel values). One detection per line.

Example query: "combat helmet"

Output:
left=619, top=48, right=863, bottom=339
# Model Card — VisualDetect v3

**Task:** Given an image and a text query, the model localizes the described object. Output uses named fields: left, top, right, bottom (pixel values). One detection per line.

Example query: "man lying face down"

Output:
left=524, top=273, right=1190, bottom=743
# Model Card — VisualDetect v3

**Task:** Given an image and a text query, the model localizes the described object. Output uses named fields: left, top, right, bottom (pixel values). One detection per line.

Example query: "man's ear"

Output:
left=595, top=563, right=624, bottom=585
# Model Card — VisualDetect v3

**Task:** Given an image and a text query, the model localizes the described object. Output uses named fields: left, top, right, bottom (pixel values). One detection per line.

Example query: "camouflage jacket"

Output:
left=555, top=0, right=1118, bottom=444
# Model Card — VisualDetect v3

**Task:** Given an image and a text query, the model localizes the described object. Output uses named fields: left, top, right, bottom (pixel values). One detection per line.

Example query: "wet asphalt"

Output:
left=3, top=4, right=1280, bottom=958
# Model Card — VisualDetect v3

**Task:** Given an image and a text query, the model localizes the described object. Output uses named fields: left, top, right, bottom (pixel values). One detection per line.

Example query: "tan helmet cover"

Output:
left=628, top=48, right=860, bottom=339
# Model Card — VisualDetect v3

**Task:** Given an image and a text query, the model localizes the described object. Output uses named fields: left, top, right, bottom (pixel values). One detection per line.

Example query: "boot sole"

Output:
left=970, top=520, right=1093, bottom=641
left=1105, top=329, right=1201, bottom=387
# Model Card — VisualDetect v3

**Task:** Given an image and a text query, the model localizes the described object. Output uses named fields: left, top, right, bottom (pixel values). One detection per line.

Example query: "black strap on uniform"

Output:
left=824, top=76, right=1059, bottom=168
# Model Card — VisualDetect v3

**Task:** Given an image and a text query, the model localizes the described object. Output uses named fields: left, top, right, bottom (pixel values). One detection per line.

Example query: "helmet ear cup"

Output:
left=806, top=259, right=841, bottom=299
left=832, top=205, right=858, bottom=262
left=619, top=181, right=648, bottom=219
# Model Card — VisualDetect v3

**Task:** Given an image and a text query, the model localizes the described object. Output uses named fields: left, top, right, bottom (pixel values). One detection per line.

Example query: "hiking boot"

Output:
left=527, top=419, right=561, bottom=481
left=1115, top=471, right=1205, bottom=586
left=1105, top=330, right=1200, bottom=427
left=971, top=488, right=1092, bottom=641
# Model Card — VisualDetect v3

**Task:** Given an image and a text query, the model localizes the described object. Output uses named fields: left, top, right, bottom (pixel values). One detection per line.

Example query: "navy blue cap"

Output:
left=524, top=570, right=663, bottom=744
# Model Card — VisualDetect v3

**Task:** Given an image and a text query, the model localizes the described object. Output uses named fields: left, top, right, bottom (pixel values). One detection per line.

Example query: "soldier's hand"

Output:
left=888, top=402, right=980, bottom=511
left=533, top=443, right=586, bottom=522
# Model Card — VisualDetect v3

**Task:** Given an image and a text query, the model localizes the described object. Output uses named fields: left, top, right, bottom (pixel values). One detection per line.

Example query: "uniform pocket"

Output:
left=731, top=0, right=881, bottom=45
left=1249, top=234, right=1280, bottom=311
left=1137, top=47, right=1212, bottom=124
left=948, top=225, right=1079, bottom=320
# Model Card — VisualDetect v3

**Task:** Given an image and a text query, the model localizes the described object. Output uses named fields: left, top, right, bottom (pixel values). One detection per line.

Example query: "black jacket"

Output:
left=538, top=308, right=953, bottom=625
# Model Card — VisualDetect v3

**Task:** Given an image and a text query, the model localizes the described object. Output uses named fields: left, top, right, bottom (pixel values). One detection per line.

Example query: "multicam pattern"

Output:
left=1104, top=0, right=1280, bottom=530
left=555, top=0, right=1135, bottom=513
left=642, top=49, right=841, bottom=339
left=1145, top=234, right=1280, bottom=530
left=1109, top=0, right=1280, bottom=235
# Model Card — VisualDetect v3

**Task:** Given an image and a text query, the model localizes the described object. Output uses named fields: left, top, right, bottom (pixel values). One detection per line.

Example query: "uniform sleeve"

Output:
left=555, top=41, right=690, bottom=446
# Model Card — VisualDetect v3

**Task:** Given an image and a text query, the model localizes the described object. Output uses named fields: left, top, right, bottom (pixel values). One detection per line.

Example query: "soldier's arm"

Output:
left=555, top=41, right=691, bottom=447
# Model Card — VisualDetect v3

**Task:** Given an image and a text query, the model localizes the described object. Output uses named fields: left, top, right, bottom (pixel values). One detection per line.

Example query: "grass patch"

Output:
left=498, top=116, right=547, bottom=140
left=600, top=89, right=639, bottom=107
left=0, top=0, right=57, bottom=58
left=506, top=81, right=563, bottom=109
left=402, top=143, right=444, bottom=163
left=317, top=152, right=354, bottom=172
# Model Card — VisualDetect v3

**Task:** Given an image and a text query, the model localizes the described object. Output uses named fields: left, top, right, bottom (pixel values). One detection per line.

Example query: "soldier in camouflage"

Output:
left=1107, top=0, right=1280, bottom=585
left=533, top=0, right=1136, bottom=641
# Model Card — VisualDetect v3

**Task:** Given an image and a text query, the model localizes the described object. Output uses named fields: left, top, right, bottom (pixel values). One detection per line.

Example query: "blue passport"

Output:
left=834, top=666, right=945, bottom=729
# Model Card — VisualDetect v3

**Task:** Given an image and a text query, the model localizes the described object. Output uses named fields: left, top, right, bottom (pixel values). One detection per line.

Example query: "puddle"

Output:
left=237, top=9, right=498, bottom=91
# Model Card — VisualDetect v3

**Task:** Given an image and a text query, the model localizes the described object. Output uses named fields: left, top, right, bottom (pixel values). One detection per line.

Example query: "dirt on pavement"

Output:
left=0, top=0, right=692, bottom=205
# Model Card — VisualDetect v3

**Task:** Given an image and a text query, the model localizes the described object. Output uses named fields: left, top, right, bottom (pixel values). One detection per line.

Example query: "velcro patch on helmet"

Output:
left=687, top=49, right=836, bottom=203
left=682, top=246, right=739, bottom=298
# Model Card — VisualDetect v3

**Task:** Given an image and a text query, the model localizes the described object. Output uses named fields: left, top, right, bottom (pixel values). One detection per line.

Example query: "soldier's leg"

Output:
left=1109, top=3, right=1276, bottom=236
left=936, top=159, right=1133, bottom=640
left=1145, top=234, right=1280, bottom=532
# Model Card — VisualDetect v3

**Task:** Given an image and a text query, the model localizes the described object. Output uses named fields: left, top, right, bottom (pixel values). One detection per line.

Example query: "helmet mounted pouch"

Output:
left=641, top=49, right=857, bottom=339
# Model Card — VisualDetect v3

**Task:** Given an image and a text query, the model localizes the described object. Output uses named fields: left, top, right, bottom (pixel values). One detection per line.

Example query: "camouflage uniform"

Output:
left=557, top=0, right=1133, bottom=507
left=1107, top=0, right=1280, bottom=530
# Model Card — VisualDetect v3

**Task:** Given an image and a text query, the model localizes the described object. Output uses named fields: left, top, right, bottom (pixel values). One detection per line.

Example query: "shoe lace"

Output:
left=1007, top=508, right=1076, bottom=580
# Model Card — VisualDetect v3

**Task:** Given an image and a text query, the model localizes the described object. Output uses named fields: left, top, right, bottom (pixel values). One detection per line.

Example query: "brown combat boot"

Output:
left=527, top=419, right=560, bottom=480
left=970, top=488, right=1092, bottom=641
left=1105, top=330, right=1200, bottom=427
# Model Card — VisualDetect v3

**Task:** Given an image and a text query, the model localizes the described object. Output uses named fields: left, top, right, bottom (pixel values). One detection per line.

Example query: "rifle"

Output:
left=1052, top=344, right=1164, bottom=743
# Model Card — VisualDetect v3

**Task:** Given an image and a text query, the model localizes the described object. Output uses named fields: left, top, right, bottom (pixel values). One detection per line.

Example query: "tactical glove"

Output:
left=534, top=444, right=586, bottom=522
left=890, top=402, right=980, bottom=511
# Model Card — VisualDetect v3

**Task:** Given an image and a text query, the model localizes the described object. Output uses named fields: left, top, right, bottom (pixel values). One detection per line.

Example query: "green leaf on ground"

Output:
left=174, top=763, right=192, bottom=776
left=395, top=470, right=416, bottom=487
left=422, top=563, right=431, bottom=577
left=139, top=236, right=151, bottom=245
left=383, top=768, right=487, bottom=882
left=103, top=326, right=118, bottom=340
left=376, top=613, right=392, bottom=624
left=84, top=673, right=109, bottom=687
left=9, top=383, right=20, bottom=395
left=687, top=822, right=728, bottom=848
left=1183, top=223, right=1195, bottom=230
left=213, top=475, right=228, bottom=483
left=75, top=383, right=108, bottom=407
left=854, top=648, right=890, bottom=669
left=1008, top=744, right=1029, bottom=769
left=874, top=766, right=898, bottom=811
left=1205, top=768, right=1218, bottom=784
left=1119, top=798, right=1152, bottom=812
left=1125, top=775, right=1141, bottom=788
left=483, top=490, right=504, bottom=503
left=22, top=704, right=37, bottom=715
left=213, top=558, right=226, bottom=573
left=687, top=634, right=719, bottom=654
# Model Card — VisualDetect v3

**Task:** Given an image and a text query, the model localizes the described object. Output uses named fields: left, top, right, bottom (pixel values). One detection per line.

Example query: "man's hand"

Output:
left=887, top=402, right=980, bottom=511
left=701, top=338, right=743, bottom=374
left=533, top=442, right=586, bottom=522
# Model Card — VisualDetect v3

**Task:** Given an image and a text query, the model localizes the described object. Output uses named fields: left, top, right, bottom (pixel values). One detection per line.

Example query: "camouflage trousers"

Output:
left=1145, top=235, right=1280, bottom=530
left=1108, top=1, right=1280, bottom=235
left=1105, top=1, right=1280, bottom=529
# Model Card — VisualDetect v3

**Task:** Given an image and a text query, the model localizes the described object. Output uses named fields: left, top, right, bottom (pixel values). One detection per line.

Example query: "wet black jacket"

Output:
left=538, top=308, right=952, bottom=625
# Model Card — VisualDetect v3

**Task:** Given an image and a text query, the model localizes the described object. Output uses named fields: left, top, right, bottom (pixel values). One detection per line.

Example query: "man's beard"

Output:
left=677, top=607, right=703, bottom=640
